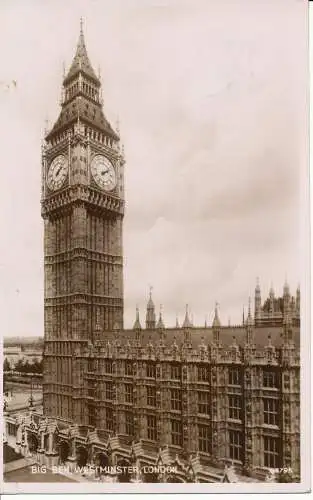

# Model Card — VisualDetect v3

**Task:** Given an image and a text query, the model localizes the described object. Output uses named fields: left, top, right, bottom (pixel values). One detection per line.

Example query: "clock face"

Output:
left=91, top=155, right=116, bottom=191
left=47, top=155, right=68, bottom=191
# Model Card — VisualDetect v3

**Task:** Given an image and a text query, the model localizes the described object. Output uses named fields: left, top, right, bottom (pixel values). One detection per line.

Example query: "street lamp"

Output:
left=29, top=374, right=34, bottom=408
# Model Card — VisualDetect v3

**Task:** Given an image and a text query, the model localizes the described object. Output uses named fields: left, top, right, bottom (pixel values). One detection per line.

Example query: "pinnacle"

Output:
left=133, top=306, right=142, bottom=330
left=182, top=304, right=192, bottom=328
left=247, top=297, right=253, bottom=327
left=157, top=307, right=165, bottom=329
left=212, top=302, right=221, bottom=328
left=147, top=286, right=154, bottom=309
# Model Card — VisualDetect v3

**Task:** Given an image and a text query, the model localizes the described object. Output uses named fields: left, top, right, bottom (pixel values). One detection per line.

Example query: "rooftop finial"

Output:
left=80, top=16, right=84, bottom=34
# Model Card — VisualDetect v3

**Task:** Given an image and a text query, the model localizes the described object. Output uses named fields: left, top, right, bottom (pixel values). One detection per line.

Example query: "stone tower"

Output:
left=41, top=22, right=125, bottom=423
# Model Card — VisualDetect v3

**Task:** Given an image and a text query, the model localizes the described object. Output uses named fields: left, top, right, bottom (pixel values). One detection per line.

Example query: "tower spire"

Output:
left=63, top=19, right=99, bottom=85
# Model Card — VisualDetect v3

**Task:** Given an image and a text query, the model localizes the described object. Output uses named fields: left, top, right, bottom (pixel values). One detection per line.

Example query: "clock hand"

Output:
left=101, top=169, right=109, bottom=176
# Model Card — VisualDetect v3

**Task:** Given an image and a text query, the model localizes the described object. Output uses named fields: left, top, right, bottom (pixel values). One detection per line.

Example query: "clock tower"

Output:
left=41, top=23, right=125, bottom=423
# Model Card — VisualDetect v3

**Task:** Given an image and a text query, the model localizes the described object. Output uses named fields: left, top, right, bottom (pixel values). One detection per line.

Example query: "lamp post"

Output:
left=29, top=374, right=34, bottom=408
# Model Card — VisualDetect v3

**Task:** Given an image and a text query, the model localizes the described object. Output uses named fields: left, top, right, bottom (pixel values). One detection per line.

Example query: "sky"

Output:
left=0, top=0, right=308, bottom=335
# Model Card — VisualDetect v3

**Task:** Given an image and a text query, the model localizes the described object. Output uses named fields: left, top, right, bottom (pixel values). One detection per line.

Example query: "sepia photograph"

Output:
left=1, top=0, right=310, bottom=494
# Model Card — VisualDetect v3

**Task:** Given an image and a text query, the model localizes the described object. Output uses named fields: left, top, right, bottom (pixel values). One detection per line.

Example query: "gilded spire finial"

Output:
left=80, top=17, right=84, bottom=34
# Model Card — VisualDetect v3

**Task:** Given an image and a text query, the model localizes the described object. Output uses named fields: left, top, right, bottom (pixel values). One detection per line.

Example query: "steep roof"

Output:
left=101, top=324, right=300, bottom=349
left=64, top=21, right=99, bottom=86
left=46, top=95, right=118, bottom=140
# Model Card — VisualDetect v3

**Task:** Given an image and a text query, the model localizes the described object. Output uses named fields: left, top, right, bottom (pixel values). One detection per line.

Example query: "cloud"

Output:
left=0, top=0, right=306, bottom=334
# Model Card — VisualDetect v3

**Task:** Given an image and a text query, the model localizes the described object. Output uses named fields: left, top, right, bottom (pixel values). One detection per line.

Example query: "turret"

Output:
left=146, top=287, right=156, bottom=330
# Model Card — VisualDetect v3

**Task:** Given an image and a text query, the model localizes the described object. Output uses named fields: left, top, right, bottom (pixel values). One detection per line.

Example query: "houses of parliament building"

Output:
left=5, top=24, right=300, bottom=484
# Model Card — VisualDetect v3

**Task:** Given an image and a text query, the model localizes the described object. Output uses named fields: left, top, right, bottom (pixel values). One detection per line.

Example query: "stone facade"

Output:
left=41, top=25, right=124, bottom=423
left=254, top=280, right=300, bottom=327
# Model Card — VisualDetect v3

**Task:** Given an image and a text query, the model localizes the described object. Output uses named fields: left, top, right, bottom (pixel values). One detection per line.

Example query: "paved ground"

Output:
left=4, top=465, right=78, bottom=483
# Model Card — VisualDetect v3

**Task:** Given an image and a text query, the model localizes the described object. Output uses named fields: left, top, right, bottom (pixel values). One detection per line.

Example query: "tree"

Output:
left=23, top=360, right=31, bottom=373
left=14, top=359, right=24, bottom=373
left=276, top=469, right=295, bottom=483
left=3, top=358, right=11, bottom=372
